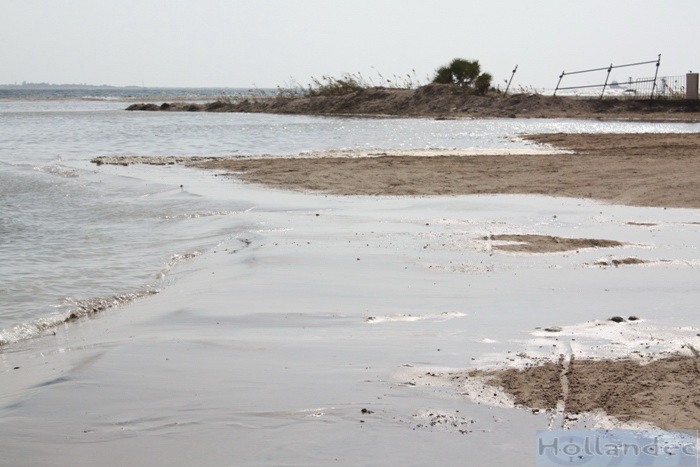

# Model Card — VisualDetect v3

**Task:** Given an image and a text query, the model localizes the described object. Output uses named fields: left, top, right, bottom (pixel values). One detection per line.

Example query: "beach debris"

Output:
left=627, top=221, right=657, bottom=227
left=361, top=408, right=374, bottom=415
left=593, top=257, right=649, bottom=267
left=543, top=326, right=562, bottom=333
left=411, top=409, right=477, bottom=434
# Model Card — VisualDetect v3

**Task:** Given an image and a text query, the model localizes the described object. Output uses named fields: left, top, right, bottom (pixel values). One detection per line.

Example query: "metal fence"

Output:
left=554, top=55, right=663, bottom=99
left=623, top=75, right=686, bottom=99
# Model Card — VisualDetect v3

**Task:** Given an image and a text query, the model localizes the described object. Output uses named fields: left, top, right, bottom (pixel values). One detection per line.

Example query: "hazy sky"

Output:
left=2, top=0, right=698, bottom=90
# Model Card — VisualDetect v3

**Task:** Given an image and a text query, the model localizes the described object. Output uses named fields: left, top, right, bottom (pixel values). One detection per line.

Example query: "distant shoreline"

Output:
left=125, top=84, right=700, bottom=122
left=0, top=83, right=144, bottom=89
left=0, top=85, right=266, bottom=102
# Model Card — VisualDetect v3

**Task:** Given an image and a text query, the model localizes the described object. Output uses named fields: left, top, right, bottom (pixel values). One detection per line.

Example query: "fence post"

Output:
left=554, top=71, right=565, bottom=96
left=600, top=64, right=613, bottom=99
left=650, top=54, right=661, bottom=100
left=686, top=73, right=699, bottom=100
left=503, top=65, right=518, bottom=96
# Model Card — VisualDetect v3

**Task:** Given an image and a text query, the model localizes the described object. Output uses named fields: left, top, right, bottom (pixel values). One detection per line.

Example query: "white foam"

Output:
left=0, top=290, right=158, bottom=347
left=525, top=319, right=700, bottom=362
left=34, top=164, right=79, bottom=178
left=91, top=147, right=575, bottom=167
left=478, top=338, right=499, bottom=344
left=365, top=311, right=466, bottom=324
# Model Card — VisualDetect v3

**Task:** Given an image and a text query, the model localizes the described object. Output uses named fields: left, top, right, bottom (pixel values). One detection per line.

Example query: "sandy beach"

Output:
left=188, top=133, right=700, bottom=208
left=3, top=126, right=700, bottom=465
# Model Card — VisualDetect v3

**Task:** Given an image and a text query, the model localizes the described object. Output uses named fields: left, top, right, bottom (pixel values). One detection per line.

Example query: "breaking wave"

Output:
left=0, top=289, right=157, bottom=347
left=0, top=250, right=201, bottom=348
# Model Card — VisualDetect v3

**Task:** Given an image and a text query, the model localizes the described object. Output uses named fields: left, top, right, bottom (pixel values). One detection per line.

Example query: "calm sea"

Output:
left=2, top=87, right=699, bottom=347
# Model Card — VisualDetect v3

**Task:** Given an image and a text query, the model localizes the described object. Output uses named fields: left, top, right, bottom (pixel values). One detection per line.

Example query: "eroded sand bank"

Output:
left=480, top=353, right=700, bottom=430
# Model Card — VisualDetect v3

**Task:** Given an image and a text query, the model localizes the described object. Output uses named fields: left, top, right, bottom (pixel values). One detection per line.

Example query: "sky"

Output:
left=2, top=0, right=699, bottom=91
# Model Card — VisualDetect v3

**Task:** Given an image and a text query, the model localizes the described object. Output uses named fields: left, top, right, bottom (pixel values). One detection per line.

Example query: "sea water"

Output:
left=1, top=89, right=699, bottom=347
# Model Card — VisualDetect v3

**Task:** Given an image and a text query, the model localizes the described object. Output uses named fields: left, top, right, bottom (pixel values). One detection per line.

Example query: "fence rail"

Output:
left=555, top=75, right=686, bottom=99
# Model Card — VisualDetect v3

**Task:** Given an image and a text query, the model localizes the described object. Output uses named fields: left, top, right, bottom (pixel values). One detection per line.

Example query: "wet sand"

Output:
left=192, top=132, right=700, bottom=431
left=84, top=133, right=700, bottom=434
left=3, top=131, right=700, bottom=464
left=480, top=234, right=625, bottom=253
left=475, top=354, right=700, bottom=430
left=405, top=317, right=700, bottom=432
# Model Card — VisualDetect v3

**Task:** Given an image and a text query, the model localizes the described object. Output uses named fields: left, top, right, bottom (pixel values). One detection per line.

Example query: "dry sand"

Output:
left=193, top=133, right=700, bottom=209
